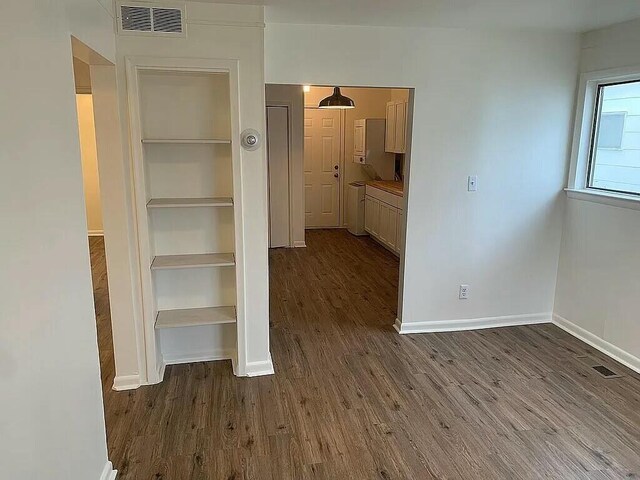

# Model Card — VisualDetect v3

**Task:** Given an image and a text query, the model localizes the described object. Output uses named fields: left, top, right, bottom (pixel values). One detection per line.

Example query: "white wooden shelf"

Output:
left=155, top=306, right=236, bottom=329
left=142, top=138, right=231, bottom=144
left=151, top=253, right=235, bottom=270
left=147, top=197, right=233, bottom=208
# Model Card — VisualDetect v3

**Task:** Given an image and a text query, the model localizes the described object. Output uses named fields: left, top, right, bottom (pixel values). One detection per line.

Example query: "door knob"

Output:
left=334, top=165, right=339, bottom=170
left=334, top=173, right=339, bottom=178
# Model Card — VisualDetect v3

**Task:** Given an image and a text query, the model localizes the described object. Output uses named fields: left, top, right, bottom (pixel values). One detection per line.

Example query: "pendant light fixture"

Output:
left=318, top=87, right=355, bottom=109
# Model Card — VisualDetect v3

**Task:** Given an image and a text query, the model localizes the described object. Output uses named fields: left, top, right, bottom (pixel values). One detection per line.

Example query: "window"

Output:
left=587, top=80, right=640, bottom=196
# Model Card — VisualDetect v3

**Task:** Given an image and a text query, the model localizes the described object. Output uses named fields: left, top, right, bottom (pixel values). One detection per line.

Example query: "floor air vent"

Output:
left=592, top=365, right=621, bottom=378
left=120, top=4, right=184, bottom=35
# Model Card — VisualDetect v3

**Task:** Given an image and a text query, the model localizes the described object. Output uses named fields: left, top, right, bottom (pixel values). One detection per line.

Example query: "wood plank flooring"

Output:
left=90, top=231, right=640, bottom=479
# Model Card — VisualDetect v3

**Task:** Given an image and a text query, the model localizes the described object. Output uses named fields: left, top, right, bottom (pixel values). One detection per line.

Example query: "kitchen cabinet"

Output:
left=385, top=102, right=396, bottom=153
left=385, top=100, right=408, bottom=154
left=397, top=210, right=404, bottom=253
left=364, top=185, right=403, bottom=255
left=365, top=195, right=380, bottom=236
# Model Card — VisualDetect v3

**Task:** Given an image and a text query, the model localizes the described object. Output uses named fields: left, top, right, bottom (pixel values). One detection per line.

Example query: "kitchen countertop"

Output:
left=366, top=180, right=404, bottom=197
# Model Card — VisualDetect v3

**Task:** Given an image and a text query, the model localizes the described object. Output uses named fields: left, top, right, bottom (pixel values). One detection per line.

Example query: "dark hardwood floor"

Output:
left=90, top=231, right=640, bottom=479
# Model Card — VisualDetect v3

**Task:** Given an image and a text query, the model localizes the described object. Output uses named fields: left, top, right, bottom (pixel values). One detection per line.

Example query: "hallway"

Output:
left=93, top=231, right=640, bottom=479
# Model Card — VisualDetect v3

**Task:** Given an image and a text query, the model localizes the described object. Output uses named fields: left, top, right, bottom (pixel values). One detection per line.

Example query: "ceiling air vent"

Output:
left=120, top=4, right=184, bottom=35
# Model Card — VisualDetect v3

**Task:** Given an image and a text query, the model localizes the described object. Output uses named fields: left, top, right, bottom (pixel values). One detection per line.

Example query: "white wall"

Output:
left=266, top=24, right=580, bottom=329
left=76, top=94, right=104, bottom=235
left=0, top=1, right=115, bottom=479
left=116, top=2, right=272, bottom=376
left=554, top=18, right=640, bottom=372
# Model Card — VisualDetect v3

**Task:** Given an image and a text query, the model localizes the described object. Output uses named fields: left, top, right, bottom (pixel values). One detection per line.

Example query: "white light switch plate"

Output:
left=468, top=175, right=478, bottom=192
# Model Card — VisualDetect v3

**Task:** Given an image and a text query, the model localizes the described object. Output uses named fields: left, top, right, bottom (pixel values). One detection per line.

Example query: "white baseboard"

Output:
left=112, top=374, right=140, bottom=391
left=162, top=348, right=234, bottom=366
left=552, top=314, right=640, bottom=374
left=88, top=230, right=104, bottom=237
left=394, top=312, right=551, bottom=334
left=243, top=354, right=275, bottom=377
left=100, top=461, right=117, bottom=480
left=293, top=240, right=306, bottom=248
left=157, top=360, right=166, bottom=383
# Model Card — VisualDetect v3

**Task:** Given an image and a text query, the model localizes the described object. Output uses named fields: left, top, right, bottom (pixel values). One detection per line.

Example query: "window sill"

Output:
left=565, top=188, right=640, bottom=211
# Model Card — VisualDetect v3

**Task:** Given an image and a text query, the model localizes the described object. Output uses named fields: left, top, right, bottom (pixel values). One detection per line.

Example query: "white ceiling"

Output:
left=193, top=0, right=640, bottom=32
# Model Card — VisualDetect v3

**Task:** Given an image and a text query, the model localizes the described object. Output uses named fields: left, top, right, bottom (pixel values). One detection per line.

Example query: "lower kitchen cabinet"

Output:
left=364, top=190, right=403, bottom=256
left=365, top=195, right=380, bottom=236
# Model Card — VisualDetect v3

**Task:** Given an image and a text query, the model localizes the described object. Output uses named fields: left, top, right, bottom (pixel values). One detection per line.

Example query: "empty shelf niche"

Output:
left=156, top=306, right=236, bottom=329
left=151, top=253, right=235, bottom=270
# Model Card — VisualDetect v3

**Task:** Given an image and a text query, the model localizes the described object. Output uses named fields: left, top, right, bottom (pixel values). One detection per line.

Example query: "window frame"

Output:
left=567, top=66, right=640, bottom=207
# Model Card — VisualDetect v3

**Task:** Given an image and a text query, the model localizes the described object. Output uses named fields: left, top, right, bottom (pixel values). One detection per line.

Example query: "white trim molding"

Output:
left=88, top=230, right=105, bottom=236
left=552, top=314, right=640, bottom=375
left=242, top=354, right=275, bottom=377
left=100, top=461, right=117, bottom=480
left=567, top=65, right=640, bottom=203
left=565, top=188, right=640, bottom=211
left=112, top=374, right=141, bottom=391
left=394, top=313, right=551, bottom=334
left=162, top=348, right=235, bottom=366
left=293, top=240, right=306, bottom=248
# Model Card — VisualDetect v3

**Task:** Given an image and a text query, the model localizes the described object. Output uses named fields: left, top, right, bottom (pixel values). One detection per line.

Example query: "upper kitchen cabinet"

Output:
left=385, top=99, right=408, bottom=154
left=353, top=119, right=395, bottom=179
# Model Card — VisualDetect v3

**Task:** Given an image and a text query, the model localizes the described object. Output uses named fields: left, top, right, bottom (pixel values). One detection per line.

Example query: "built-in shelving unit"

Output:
left=156, top=306, right=236, bottom=329
left=147, top=197, right=233, bottom=208
left=141, top=138, right=231, bottom=144
left=128, top=62, right=241, bottom=382
left=151, top=253, right=235, bottom=270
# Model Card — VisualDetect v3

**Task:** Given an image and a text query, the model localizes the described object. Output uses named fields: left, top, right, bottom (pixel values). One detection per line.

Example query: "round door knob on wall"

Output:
left=241, top=129, right=261, bottom=151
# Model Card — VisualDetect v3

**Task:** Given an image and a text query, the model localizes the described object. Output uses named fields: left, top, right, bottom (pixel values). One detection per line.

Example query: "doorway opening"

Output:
left=70, top=38, right=136, bottom=470
left=265, top=84, right=414, bottom=332
left=72, top=56, right=115, bottom=392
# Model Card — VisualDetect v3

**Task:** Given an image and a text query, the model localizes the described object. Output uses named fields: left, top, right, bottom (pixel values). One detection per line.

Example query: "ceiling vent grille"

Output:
left=120, top=4, right=184, bottom=35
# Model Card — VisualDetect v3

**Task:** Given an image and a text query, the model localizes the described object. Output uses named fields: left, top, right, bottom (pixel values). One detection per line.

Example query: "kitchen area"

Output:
left=264, top=84, right=411, bottom=257
left=345, top=88, right=410, bottom=257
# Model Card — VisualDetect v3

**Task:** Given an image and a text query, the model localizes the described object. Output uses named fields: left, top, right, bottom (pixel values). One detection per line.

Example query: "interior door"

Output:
left=266, top=106, right=290, bottom=247
left=304, top=108, right=341, bottom=228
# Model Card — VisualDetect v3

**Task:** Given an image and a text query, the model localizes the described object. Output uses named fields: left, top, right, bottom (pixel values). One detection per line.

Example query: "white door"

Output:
left=267, top=106, right=290, bottom=247
left=304, top=108, right=341, bottom=228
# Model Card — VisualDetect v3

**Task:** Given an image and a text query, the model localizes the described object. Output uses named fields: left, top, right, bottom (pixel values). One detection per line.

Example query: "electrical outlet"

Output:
left=468, top=175, right=478, bottom=192
left=459, top=284, right=470, bottom=299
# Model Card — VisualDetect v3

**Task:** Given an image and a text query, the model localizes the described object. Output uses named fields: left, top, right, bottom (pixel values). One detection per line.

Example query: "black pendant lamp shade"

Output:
left=319, top=87, right=355, bottom=109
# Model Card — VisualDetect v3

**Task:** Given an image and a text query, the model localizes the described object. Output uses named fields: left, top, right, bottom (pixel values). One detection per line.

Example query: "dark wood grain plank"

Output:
left=89, top=231, right=640, bottom=479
